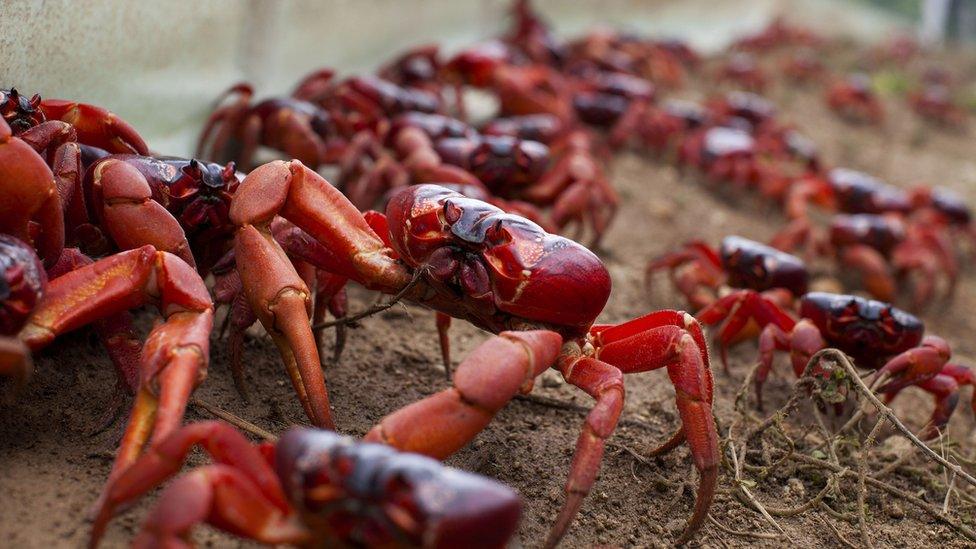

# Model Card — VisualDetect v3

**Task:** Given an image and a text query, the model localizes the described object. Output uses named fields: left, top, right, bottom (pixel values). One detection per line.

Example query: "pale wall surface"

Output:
left=0, top=0, right=907, bottom=156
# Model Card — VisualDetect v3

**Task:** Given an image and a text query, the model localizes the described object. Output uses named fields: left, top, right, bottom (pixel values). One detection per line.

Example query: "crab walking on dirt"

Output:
left=97, top=159, right=719, bottom=546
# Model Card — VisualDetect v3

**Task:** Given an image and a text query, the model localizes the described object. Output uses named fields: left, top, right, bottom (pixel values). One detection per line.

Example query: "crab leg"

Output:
left=17, top=246, right=213, bottom=491
left=132, top=465, right=306, bottom=548
left=837, top=244, right=895, bottom=302
left=647, top=242, right=724, bottom=310
left=229, top=161, right=414, bottom=427
left=13, top=119, right=76, bottom=156
left=546, top=352, right=624, bottom=548
left=697, top=290, right=797, bottom=371
left=90, top=420, right=294, bottom=547
left=363, top=330, right=561, bottom=456
left=0, top=337, right=32, bottom=395
left=755, top=319, right=825, bottom=408
left=39, top=99, right=148, bottom=155
left=589, top=310, right=717, bottom=546
left=313, top=271, right=348, bottom=363
left=876, top=335, right=951, bottom=393
left=47, top=248, right=142, bottom=394
left=885, top=363, right=974, bottom=439
left=197, top=84, right=253, bottom=162
left=267, top=108, right=334, bottom=168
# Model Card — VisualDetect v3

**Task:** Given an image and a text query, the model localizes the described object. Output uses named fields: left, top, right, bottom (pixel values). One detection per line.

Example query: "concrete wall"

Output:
left=0, top=0, right=908, bottom=156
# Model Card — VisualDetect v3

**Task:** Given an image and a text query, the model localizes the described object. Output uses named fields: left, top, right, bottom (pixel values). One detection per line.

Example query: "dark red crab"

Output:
left=677, top=126, right=783, bottom=195
left=1, top=88, right=148, bottom=158
left=140, top=162, right=718, bottom=547
left=0, top=233, right=214, bottom=512
left=781, top=168, right=912, bottom=222
left=196, top=77, right=347, bottom=170
left=826, top=74, right=884, bottom=124
left=68, top=155, right=242, bottom=273
left=908, top=84, right=968, bottom=129
left=434, top=134, right=550, bottom=196
left=649, top=235, right=809, bottom=310
left=775, top=213, right=958, bottom=307
left=91, top=421, right=521, bottom=548
left=650, top=236, right=808, bottom=369
left=0, top=235, right=46, bottom=386
left=734, top=291, right=973, bottom=434
left=716, top=53, right=767, bottom=91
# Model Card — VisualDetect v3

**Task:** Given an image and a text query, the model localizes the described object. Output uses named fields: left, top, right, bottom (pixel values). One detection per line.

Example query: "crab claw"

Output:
left=0, top=118, right=65, bottom=266
left=229, top=160, right=412, bottom=428
left=39, top=99, right=148, bottom=155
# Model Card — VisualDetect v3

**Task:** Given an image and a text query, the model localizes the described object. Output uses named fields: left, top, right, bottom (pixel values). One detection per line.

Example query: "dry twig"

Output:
left=190, top=397, right=278, bottom=441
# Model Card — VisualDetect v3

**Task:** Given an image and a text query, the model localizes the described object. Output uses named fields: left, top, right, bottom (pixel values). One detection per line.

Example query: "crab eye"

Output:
left=183, top=159, right=203, bottom=178
left=222, top=162, right=237, bottom=181
left=443, top=201, right=463, bottom=224
left=485, top=220, right=512, bottom=246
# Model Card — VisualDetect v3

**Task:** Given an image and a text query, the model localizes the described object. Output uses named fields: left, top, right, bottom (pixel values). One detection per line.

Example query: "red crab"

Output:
left=751, top=292, right=973, bottom=436
left=190, top=163, right=717, bottom=546
left=774, top=213, right=957, bottom=307
left=196, top=75, right=348, bottom=170
left=91, top=421, right=521, bottom=548
left=569, top=69, right=656, bottom=128
left=566, top=28, right=692, bottom=89
left=519, top=129, right=618, bottom=247
left=826, top=74, right=884, bottom=124
left=649, top=236, right=809, bottom=309
left=335, top=111, right=478, bottom=210
left=908, top=186, right=974, bottom=242
left=62, top=155, right=242, bottom=274
left=782, top=49, right=826, bottom=84
left=677, top=126, right=784, bottom=196
left=481, top=112, right=567, bottom=144
left=377, top=43, right=445, bottom=97
left=649, top=236, right=808, bottom=368
left=337, top=111, right=550, bottom=212
left=0, top=89, right=151, bottom=265
left=506, top=0, right=566, bottom=67
left=609, top=99, right=709, bottom=155
left=1, top=88, right=148, bottom=159
left=781, top=168, right=912, bottom=222
left=731, top=17, right=825, bottom=52
left=716, top=53, right=768, bottom=92
left=908, top=84, right=968, bottom=129
left=707, top=91, right=777, bottom=132
left=1, top=110, right=225, bottom=509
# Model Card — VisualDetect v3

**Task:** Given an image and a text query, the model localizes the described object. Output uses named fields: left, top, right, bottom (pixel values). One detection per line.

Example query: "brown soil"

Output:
left=2, top=52, right=976, bottom=549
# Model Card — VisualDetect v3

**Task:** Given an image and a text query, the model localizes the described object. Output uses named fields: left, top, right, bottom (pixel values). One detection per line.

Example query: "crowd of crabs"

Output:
left=2, top=1, right=974, bottom=546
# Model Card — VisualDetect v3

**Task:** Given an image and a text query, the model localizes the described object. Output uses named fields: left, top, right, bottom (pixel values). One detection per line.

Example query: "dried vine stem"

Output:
left=706, top=514, right=779, bottom=540
left=786, top=452, right=976, bottom=541
left=727, top=425, right=793, bottom=542
left=817, top=513, right=857, bottom=549
left=190, top=397, right=278, bottom=441
left=856, top=417, right=886, bottom=549
left=812, top=349, right=976, bottom=489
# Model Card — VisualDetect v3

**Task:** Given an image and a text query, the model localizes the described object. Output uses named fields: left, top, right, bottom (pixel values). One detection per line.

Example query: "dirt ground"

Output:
left=2, top=48, right=976, bottom=549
